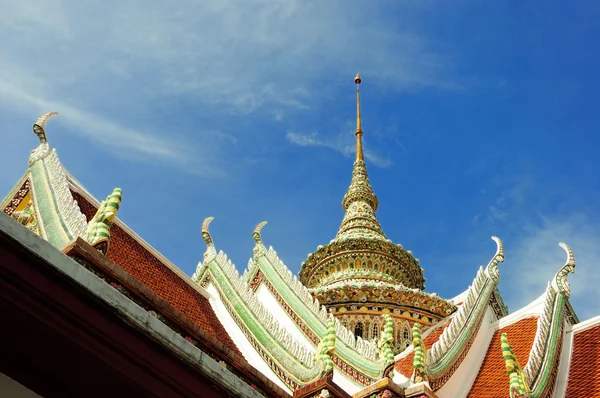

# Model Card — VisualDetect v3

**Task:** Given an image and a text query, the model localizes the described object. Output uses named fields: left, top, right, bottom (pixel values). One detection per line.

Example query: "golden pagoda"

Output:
left=299, top=75, right=456, bottom=352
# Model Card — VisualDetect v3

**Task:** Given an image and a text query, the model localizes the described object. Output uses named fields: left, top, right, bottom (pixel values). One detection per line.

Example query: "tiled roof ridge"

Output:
left=393, top=315, right=453, bottom=364
left=425, top=236, right=504, bottom=386
left=467, top=316, right=539, bottom=398
left=572, top=314, right=600, bottom=333
left=565, top=319, right=600, bottom=397
left=248, top=240, right=380, bottom=362
left=194, top=221, right=338, bottom=390
left=63, top=237, right=288, bottom=397
left=251, top=223, right=383, bottom=362
left=67, top=176, right=211, bottom=300
left=522, top=243, right=577, bottom=397
left=246, top=229, right=396, bottom=385
left=70, top=190, right=241, bottom=355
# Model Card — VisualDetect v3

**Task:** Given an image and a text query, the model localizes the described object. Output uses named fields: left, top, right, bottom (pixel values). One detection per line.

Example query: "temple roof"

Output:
left=70, top=186, right=242, bottom=354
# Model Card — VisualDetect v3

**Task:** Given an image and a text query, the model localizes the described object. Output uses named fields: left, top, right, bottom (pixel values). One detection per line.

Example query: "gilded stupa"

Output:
left=299, top=75, right=456, bottom=351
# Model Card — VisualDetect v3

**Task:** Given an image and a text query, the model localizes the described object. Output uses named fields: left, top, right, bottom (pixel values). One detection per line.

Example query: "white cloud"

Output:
left=0, top=1, right=454, bottom=110
left=0, top=0, right=454, bottom=175
left=286, top=131, right=392, bottom=168
left=0, top=78, right=183, bottom=161
left=499, top=214, right=600, bottom=321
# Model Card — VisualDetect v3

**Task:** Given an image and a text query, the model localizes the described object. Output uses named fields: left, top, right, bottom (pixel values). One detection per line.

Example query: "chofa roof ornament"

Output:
left=484, top=236, right=504, bottom=283
left=86, top=188, right=122, bottom=255
left=552, top=242, right=576, bottom=298
left=501, top=333, right=531, bottom=397
left=29, top=112, right=59, bottom=167
left=201, top=216, right=217, bottom=261
left=252, top=221, right=268, bottom=255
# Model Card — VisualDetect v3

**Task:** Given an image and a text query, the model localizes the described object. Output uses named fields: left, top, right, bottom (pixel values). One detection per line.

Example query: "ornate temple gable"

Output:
left=68, top=179, right=211, bottom=300
left=194, top=218, right=343, bottom=391
left=518, top=243, right=578, bottom=398
left=194, top=218, right=399, bottom=393
left=3, top=113, right=89, bottom=248
left=463, top=243, right=579, bottom=398
left=421, top=236, right=504, bottom=390
left=2, top=179, right=40, bottom=236
left=247, top=222, right=379, bottom=356
left=243, top=222, right=392, bottom=389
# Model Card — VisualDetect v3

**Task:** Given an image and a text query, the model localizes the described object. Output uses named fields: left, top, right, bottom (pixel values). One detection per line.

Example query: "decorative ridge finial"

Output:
left=202, top=217, right=216, bottom=259
left=33, top=112, right=59, bottom=144
left=378, top=313, right=395, bottom=372
left=553, top=242, right=576, bottom=298
left=411, top=322, right=428, bottom=382
left=501, top=333, right=531, bottom=397
left=355, top=73, right=364, bottom=162
left=252, top=221, right=268, bottom=256
left=29, top=112, right=59, bottom=167
left=485, top=236, right=504, bottom=283
left=86, top=187, right=122, bottom=255
left=315, top=317, right=336, bottom=377
left=253, top=221, right=268, bottom=244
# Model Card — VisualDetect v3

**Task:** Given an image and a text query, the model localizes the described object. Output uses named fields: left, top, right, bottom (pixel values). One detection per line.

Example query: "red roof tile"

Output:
left=395, top=320, right=450, bottom=377
left=467, top=317, right=538, bottom=398
left=72, top=191, right=241, bottom=356
left=566, top=322, right=600, bottom=397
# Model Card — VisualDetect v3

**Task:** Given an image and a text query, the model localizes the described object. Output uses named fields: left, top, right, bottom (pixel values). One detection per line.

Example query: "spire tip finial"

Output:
left=355, top=73, right=364, bottom=161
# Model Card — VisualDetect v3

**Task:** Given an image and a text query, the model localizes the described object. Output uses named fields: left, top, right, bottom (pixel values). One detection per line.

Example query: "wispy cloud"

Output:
left=0, top=0, right=454, bottom=175
left=286, top=131, right=392, bottom=168
left=461, top=159, right=600, bottom=320
left=0, top=77, right=185, bottom=162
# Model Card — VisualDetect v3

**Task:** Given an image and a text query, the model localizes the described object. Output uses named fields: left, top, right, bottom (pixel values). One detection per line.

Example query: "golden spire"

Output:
left=355, top=73, right=364, bottom=161
left=338, top=73, right=382, bottom=238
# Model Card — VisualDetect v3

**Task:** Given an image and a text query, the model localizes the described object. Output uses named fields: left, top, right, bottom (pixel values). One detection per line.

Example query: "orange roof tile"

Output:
left=395, top=320, right=449, bottom=377
left=565, top=322, right=600, bottom=397
left=467, top=316, right=538, bottom=398
left=72, top=191, right=241, bottom=355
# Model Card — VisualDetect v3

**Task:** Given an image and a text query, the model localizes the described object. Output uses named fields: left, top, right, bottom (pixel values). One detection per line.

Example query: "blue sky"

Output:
left=1, top=1, right=599, bottom=320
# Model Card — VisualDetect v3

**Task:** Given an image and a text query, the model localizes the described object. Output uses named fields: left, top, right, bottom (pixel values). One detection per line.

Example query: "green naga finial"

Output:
left=501, top=333, right=530, bottom=397
left=412, top=323, right=427, bottom=382
left=86, top=188, right=122, bottom=255
left=252, top=221, right=268, bottom=255
left=315, top=317, right=336, bottom=377
left=378, top=314, right=395, bottom=368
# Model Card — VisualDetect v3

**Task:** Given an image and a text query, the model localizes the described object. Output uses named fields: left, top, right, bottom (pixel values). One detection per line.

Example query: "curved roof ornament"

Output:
left=252, top=221, right=268, bottom=255
left=33, top=112, right=59, bottom=144
left=553, top=242, right=576, bottom=298
left=201, top=217, right=217, bottom=260
left=29, top=112, right=59, bottom=167
left=253, top=221, right=268, bottom=245
left=484, top=236, right=504, bottom=283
